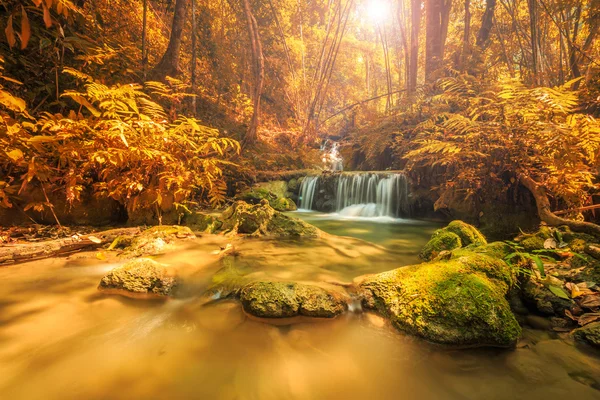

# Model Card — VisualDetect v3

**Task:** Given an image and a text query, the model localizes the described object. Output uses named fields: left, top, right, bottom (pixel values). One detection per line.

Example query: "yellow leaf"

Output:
left=6, top=149, right=24, bottom=162
left=5, top=15, right=16, bottom=49
left=119, top=133, right=129, bottom=148
left=20, top=6, right=31, bottom=49
left=96, top=252, right=106, bottom=260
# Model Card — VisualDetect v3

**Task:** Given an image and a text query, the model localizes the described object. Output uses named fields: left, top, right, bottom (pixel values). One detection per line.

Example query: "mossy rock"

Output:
left=184, top=211, right=223, bottom=233
left=108, top=225, right=196, bottom=257
left=98, top=258, right=177, bottom=298
left=240, top=281, right=347, bottom=318
left=573, top=322, right=600, bottom=349
left=219, top=200, right=318, bottom=238
left=358, top=252, right=521, bottom=347
left=420, top=231, right=462, bottom=261
left=238, top=188, right=297, bottom=212
left=272, top=197, right=297, bottom=212
left=520, top=236, right=546, bottom=252
left=521, top=277, right=573, bottom=316
left=444, top=220, right=487, bottom=247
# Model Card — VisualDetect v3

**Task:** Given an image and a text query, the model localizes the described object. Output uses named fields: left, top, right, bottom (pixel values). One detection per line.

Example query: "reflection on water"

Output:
left=0, top=217, right=599, bottom=400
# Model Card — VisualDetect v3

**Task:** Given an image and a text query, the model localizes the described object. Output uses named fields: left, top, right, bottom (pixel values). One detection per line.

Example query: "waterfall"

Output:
left=298, top=176, right=318, bottom=210
left=298, top=173, right=410, bottom=218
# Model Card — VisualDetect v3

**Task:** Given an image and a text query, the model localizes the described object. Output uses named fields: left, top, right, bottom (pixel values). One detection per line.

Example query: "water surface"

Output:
left=0, top=217, right=599, bottom=399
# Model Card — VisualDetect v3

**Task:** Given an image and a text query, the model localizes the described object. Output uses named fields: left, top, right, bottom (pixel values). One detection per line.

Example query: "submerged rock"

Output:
left=98, top=258, right=177, bottom=298
left=219, top=200, right=318, bottom=237
left=573, top=322, right=600, bottom=348
left=358, top=251, right=521, bottom=347
left=240, top=281, right=347, bottom=318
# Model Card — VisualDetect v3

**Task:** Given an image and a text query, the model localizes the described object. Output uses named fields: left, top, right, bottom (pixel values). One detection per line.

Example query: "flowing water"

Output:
left=0, top=216, right=599, bottom=400
left=298, top=172, right=410, bottom=218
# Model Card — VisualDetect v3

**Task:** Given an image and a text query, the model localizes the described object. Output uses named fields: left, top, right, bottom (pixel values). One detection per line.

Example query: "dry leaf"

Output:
left=544, top=238, right=557, bottom=249
left=87, top=235, right=102, bottom=244
left=578, top=295, right=600, bottom=309
left=20, top=6, right=31, bottom=49
left=43, top=4, right=52, bottom=28
left=32, top=0, right=43, bottom=6
left=578, top=312, right=600, bottom=326
left=5, top=15, right=16, bottom=48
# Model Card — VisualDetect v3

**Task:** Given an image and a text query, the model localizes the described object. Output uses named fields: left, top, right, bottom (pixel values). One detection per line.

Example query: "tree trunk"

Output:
left=519, top=174, right=600, bottom=236
left=152, top=0, right=190, bottom=80
left=242, top=0, right=265, bottom=146
left=462, top=0, right=471, bottom=63
left=425, top=0, right=451, bottom=81
left=476, top=0, right=496, bottom=49
left=408, top=0, right=420, bottom=92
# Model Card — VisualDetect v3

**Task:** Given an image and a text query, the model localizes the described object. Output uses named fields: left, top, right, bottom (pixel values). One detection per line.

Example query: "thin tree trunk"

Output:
left=142, top=0, right=148, bottom=80
left=191, top=0, right=197, bottom=113
left=462, top=0, right=471, bottom=65
left=152, top=0, right=190, bottom=80
left=242, top=0, right=265, bottom=146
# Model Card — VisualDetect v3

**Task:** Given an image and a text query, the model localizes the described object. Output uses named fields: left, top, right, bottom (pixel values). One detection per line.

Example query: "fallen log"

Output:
left=0, top=227, right=141, bottom=265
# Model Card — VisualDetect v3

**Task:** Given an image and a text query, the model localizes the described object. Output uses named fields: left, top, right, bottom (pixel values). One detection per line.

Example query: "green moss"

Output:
left=520, top=236, right=545, bottom=252
left=468, top=241, right=513, bottom=260
left=573, top=322, right=600, bottom=348
left=445, top=220, right=487, bottom=247
left=420, top=231, right=462, bottom=261
left=239, top=281, right=346, bottom=318
left=184, top=211, right=222, bottom=233
left=569, top=238, right=586, bottom=253
left=98, top=258, right=177, bottom=297
left=272, top=197, right=297, bottom=212
left=359, top=252, right=521, bottom=347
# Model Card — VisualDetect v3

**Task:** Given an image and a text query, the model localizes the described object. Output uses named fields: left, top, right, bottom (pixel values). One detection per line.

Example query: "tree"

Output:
left=152, top=0, right=190, bottom=80
left=425, top=0, right=451, bottom=81
left=241, top=0, right=265, bottom=146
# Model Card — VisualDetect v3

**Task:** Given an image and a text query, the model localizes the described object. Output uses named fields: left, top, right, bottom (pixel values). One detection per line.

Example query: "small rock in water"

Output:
left=98, top=258, right=177, bottom=299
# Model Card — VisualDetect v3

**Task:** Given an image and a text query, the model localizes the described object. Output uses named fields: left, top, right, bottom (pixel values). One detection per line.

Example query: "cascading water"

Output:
left=298, top=176, right=319, bottom=210
left=298, top=172, right=410, bottom=218
left=336, top=173, right=409, bottom=218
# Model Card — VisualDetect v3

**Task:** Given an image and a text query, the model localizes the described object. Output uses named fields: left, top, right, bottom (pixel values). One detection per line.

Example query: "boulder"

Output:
left=573, top=322, right=600, bottom=348
left=98, top=258, right=177, bottom=298
left=240, top=281, right=347, bottom=318
left=420, top=231, right=462, bottom=261
left=219, top=200, right=318, bottom=238
left=358, top=251, right=521, bottom=347
left=420, top=220, right=487, bottom=261
left=444, top=220, right=487, bottom=247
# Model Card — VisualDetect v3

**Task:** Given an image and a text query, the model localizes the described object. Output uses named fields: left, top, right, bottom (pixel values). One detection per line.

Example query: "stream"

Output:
left=0, top=214, right=599, bottom=399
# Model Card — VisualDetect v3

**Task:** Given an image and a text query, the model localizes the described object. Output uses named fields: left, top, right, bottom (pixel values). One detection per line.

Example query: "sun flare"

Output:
left=366, top=0, right=391, bottom=24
